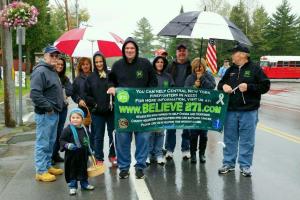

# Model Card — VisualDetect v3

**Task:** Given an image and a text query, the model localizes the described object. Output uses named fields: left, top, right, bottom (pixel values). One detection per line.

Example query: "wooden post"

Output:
left=0, top=0, right=17, bottom=127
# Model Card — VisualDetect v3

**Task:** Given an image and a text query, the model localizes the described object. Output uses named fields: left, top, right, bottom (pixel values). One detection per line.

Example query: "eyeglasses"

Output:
left=50, top=54, right=59, bottom=58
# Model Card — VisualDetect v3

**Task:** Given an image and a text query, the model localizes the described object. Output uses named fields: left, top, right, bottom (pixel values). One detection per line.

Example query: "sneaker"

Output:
left=69, top=188, right=77, bottom=195
left=119, top=170, right=130, bottom=179
left=135, top=169, right=145, bottom=179
left=240, top=167, right=252, bottom=177
left=109, top=156, right=117, bottom=167
left=35, top=172, right=56, bottom=182
left=157, top=156, right=166, bottom=165
left=218, top=165, right=235, bottom=174
left=165, top=151, right=173, bottom=160
left=82, top=184, right=95, bottom=190
left=182, top=151, right=191, bottom=160
left=48, top=167, right=63, bottom=175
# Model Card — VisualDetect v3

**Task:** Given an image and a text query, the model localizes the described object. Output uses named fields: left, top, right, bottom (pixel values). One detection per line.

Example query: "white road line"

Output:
left=130, top=168, right=153, bottom=200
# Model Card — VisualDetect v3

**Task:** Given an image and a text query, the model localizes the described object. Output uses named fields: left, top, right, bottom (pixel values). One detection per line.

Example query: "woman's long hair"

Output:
left=76, top=57, right=92, bottom=77
left=57, top=57, right=68, bottom=85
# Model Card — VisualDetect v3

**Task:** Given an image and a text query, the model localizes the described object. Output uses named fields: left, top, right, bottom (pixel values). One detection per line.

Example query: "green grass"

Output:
left=0, top=75, right=31, bottom=102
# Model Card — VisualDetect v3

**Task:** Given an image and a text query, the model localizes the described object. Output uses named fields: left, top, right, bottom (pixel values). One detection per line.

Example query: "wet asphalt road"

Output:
left=0, top=81, right=300, bottom=200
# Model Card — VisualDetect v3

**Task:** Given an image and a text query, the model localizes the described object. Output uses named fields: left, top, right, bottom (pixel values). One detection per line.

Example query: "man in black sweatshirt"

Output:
left=217, top=44, right=270, bottom=177
left=107, top=37, right=157, bottom=179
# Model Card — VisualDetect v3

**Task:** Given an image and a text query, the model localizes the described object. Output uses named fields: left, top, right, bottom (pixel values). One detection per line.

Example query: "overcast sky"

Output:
left=51, top=0, right=299, bottom=39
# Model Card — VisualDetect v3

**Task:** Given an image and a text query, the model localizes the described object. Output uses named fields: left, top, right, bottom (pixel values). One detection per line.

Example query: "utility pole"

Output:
left=64, top=0, right=70, bottom=30
left=75, top=0, right=79, bottom=28
left=64, top=0, right=75, bottom=80
left=0, top=0, right=16, bottom=127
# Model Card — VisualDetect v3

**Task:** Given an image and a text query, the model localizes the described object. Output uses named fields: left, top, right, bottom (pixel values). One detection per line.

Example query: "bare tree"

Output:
left=197, top=0, right=231, bottom=17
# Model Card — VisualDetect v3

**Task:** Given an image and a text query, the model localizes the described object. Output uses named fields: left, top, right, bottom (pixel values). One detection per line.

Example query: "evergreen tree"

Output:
left=266, top=0, right=299, bottom=55
left=249, top=6, right=270, bottom=61
left=133, top=17, right=154, bottom=58
left=229, top=0, right=251, bottom=36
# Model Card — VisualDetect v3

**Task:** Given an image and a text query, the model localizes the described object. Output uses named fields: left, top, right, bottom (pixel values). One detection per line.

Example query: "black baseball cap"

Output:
left=176, top=43, right=187, bottom=50
left=228, top=44, right=250, bottom=54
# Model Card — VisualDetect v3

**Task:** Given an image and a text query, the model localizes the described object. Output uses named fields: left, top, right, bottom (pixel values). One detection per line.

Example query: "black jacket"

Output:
left=71, top=73, right=88, bottom=104
left=108, top=37, right=157, bottom=88
left=30, top=61, right=64, bottom=113
left=217, top=60, right=270, bottom=111
left=85, top=52, right=112, bottom=115
left=166, top=60, right=192, bottom=87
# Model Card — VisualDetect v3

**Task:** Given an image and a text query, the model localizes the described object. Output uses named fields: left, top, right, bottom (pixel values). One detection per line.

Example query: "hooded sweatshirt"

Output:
left=108, top=37, right=157, bottom=88
left=217, top=60, right=270, bottom=111
left=153, top=56, right=174, bottom=88
left=85, top=52, right=112, bottom=114
left=30, top=60, right=64, bottom=113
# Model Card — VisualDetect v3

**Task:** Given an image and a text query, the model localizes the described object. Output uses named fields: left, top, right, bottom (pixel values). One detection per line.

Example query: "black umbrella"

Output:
left=158, top=11, right=252, bottom=46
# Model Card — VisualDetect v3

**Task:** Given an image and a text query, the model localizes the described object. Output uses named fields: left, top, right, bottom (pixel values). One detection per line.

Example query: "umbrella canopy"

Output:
left=54, top=27, right=124, bottom=57
left=158, top=11, right=252, bottom=46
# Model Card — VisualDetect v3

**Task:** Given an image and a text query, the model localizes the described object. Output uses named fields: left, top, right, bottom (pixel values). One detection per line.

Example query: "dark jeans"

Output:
left=91, top=112, right=115, bottom=161
left=165, top=129, right=190, bottom=152
left=190, top=129, right=208, bottom=154
left=52, top=107, right=68, bottom=159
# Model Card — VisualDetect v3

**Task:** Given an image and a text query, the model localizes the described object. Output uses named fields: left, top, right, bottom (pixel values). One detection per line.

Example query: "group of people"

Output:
left=30, top=37, right=270, bottom=195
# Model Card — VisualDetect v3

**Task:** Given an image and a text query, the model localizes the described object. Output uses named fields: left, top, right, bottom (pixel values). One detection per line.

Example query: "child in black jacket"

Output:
left=60, top=108, right=94, bottom=195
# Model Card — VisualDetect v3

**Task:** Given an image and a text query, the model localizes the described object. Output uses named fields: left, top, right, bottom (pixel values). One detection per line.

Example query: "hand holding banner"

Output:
left=114, top=88, right=229, bottom=132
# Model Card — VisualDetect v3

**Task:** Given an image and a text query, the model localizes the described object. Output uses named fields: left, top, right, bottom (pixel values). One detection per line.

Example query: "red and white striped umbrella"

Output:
left=54, top=27, right=124, bottom=58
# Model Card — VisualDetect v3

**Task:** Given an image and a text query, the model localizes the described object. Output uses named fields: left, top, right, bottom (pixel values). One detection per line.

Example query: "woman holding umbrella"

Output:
left=84, top=52, right=117, bottom=166
left=184, top=57, right=216, bottom=164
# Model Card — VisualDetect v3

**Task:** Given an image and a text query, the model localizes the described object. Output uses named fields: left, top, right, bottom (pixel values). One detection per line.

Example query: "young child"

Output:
left=60, top=108, right=95, bottom=195
left=147, top=56, right=174, bottom=165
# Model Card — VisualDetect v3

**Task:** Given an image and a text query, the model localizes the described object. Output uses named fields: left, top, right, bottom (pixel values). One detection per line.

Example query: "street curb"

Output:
left=7, top=131, right=36, bottom=144
left=0, top=125, right=36, bottom=145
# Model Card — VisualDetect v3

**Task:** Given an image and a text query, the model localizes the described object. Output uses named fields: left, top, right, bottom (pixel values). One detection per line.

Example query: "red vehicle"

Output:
left=260, top=56, right=300, bottom=79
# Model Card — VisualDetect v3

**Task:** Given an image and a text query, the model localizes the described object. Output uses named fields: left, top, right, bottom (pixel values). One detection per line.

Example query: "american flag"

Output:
left=205, top=39, right=217, bottom=74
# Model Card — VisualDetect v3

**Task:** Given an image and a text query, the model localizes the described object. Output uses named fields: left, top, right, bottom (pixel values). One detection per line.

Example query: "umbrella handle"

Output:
left=200, top=37, right=203, bottom=59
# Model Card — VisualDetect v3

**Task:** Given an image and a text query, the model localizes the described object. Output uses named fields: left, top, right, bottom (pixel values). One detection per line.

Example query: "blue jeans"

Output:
left=115, top=132, right=150, bottom=170
left=34, top=112, right=59, bottom=174
left=165, top=129, right=190, bottom=152
left=222, top=110, right=258, bottom=168
left=91, top=113, right=115, bottom=161
left=149, top=131, right=165, bottom=158
left=52, top=107, right=68, bottom=159
left=68, top=179, right=90, bottom=189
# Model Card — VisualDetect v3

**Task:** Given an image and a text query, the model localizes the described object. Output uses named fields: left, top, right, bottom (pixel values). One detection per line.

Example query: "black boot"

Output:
left=199, top=153, right=206, bottom=163
left=191, top=152, right=197, bottom=164
left=199, top=137, right=207, bottom=164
